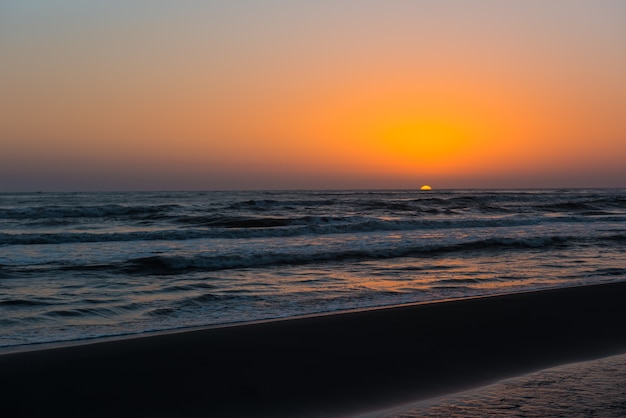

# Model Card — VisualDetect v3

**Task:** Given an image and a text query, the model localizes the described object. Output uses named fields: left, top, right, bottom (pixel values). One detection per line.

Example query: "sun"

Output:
left=420, top=185, right=432, bottom=191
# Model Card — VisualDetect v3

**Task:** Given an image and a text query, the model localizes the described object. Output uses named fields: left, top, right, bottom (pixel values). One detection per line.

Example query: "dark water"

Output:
left=1, top=189, right=625, bottom=350
left=371, top=353, right=626, bottom=417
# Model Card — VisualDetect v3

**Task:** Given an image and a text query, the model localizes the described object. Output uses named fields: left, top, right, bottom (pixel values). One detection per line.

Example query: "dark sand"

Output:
left=2, top=281, right=626, bottom=417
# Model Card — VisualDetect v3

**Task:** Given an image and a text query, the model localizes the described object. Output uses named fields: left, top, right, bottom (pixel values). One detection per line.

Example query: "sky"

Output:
left=1, top=0, right=625, bottom=191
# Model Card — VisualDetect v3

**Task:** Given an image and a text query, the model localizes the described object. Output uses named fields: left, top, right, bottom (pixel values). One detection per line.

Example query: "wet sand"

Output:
left=2, top=281, right=626, bottom=417
left=362, top=352, right=626, bottom=417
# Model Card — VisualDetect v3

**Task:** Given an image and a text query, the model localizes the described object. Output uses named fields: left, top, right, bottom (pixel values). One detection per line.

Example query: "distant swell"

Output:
left=0, top=217, right=565, bottom=246
left=0, top=204, right=178, bottom=220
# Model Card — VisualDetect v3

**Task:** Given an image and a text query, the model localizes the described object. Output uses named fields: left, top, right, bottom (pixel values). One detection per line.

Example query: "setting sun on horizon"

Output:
left=1, top=1, right=625, bottom=191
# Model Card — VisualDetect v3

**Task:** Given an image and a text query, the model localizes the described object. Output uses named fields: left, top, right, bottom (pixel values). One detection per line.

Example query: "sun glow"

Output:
left=348, top=111, right=496, bottom=176
left=377, top=119, right=470, bottom=160
left=327, top=88, right=511, bottom=178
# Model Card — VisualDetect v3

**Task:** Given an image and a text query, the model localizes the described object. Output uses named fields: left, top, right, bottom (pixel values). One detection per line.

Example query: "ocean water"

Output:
left=1, top=189, right=625, bottom=351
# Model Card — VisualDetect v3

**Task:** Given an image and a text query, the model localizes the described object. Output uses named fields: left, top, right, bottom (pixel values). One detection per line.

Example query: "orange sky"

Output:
left=1, top=1, right=625, bottom=191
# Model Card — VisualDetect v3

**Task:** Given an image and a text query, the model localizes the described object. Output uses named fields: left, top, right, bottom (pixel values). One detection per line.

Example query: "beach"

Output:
left=2, top=281, right=626, bottom=417
left=365, top=352, right=626, bottom=417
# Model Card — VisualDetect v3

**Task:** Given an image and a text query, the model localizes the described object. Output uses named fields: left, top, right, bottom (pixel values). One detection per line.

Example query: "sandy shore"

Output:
left=360, top=351, right=626, bottom=417
left=2, top=281, right=626, bottom=417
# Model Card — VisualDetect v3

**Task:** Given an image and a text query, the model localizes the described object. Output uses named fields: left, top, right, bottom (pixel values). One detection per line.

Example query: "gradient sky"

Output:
left=2, top=0, right=625, bottom=191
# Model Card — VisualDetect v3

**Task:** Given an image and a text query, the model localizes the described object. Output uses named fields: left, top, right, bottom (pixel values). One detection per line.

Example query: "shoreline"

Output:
left=2, top=281, right=626, bottom=417
left=1, top=281, right=613, bottom=356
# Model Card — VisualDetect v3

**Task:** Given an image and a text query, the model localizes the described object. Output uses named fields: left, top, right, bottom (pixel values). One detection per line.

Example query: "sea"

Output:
left=1, top=188, right=625, bottom=352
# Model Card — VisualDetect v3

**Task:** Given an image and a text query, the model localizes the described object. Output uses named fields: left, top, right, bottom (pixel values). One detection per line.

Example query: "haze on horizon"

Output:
left=1, top=0, right=625, bottom=192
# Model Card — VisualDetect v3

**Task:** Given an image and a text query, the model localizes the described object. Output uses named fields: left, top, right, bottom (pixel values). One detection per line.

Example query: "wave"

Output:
left=0, top=299, right=53, bottom=307
left=175, top=215, right=296, bottom=228
left=0, top=218, right=532, bottom=246
left=3, top=213, right=622, bottom=246
left=227, top=198, right=335, bottom=211
left=169, top=195, right=626, bottom=232
left=592, top=267, right=626, bottom=277
left=533, top=194, right=626, bottom=213
left=0, top=230, right=208, bottom=245
left=44, top=306, right=119, bottom=318
left=119, top=235, right=571, bottom=275
left=0, top=204, right=179, bottom=220
left=607, top=233, right=626, bottom=242
left=0, top=265, right=13, bottom=278
left=222, top=194, right=508, bottom=214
